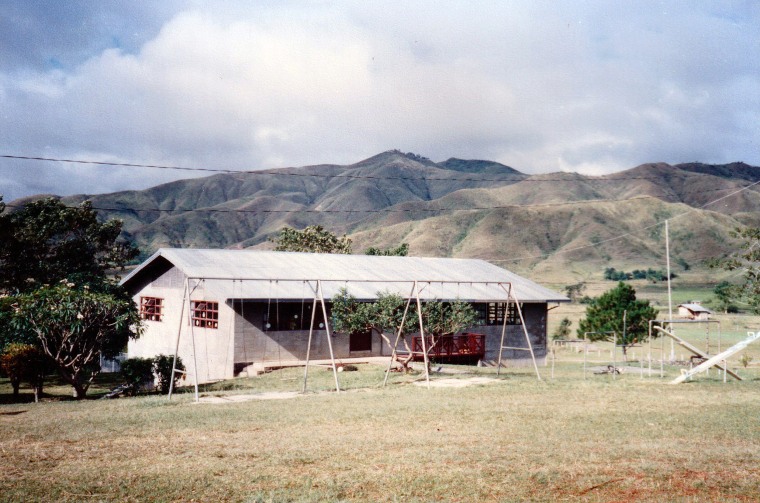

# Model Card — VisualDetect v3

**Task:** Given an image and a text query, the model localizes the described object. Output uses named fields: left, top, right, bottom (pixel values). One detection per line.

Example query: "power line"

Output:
left=2, top=153, right=755, bottom=185
left=2, top=193, right=739, bottom=216
left=3, top=152, right=758, bottom=266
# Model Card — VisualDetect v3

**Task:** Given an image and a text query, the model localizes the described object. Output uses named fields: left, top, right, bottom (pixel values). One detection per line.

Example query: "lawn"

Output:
left=2, top=361, right=759, bottom=502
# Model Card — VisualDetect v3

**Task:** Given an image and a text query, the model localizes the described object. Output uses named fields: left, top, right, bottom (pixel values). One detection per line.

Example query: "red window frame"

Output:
left=191, top=301, right=219, bottom=329
left=140, top=297, right=163, bottom=322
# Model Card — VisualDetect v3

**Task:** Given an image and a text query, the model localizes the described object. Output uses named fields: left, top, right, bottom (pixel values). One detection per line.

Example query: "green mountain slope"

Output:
left=33, top=152, right=759, bottom=281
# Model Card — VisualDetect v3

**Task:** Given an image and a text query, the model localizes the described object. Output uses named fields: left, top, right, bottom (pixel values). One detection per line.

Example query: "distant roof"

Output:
left=678, top=303, right=713, bottom=314
left=121, top=248, right=568, bottom=303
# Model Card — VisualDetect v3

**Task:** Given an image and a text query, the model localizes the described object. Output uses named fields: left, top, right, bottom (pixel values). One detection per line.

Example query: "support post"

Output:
left=666, top=220, right=675, bottom=361
left=302, top=284, right=319, bottom=393
left=189, top=281, right=200, bottom=403
left=612, top=331, right=617, bottom=380
left=508, top=286, right=542, bottom=381
left=414, top=281, right=431, bottom=389
left=317, top=280, right=341, bottom=393
left=168, top=279, right=188, bottom=400
left=383, top=284, right=416, bottom=387
left=496, top=283, right=511, bottom=376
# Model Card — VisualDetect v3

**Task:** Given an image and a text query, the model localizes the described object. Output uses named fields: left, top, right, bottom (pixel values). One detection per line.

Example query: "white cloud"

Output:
left=0, top=1, right=758, bottom=201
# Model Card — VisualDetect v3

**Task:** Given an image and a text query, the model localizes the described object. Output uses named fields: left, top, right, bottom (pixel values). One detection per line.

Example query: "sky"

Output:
left=1, top=1, right=759, bottom=202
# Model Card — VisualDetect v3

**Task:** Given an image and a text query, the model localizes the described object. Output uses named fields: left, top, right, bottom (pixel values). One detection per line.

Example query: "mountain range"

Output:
left=35, top=150, right=760, bottom=282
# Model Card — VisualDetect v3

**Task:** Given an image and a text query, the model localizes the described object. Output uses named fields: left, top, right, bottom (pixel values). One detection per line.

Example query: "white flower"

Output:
left=77, top=312, right=84, bottom=320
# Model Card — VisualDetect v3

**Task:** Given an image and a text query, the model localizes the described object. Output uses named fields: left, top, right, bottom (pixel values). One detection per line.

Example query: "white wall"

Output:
left=128, top=267, right=235, bottom=384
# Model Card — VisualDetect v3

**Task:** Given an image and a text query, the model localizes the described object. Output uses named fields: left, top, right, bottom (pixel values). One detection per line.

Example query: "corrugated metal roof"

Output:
left=121, top=248, right=568, bottom=303
left=678, top=303, right=712, bottom=314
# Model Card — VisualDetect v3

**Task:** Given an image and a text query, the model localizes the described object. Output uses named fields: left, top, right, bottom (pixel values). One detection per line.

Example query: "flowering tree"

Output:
left=331, top=288, right=475, bottom=371
left=10, top=282, right=141, bottom=399
left=271, top=225, right=352, bottom=254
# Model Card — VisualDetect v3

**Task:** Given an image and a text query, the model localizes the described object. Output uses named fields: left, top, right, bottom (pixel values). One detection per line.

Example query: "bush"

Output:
left=120, top=357, right=155, bottom=396
left=0, top=343, right=47, bottom=401
left=152, top=354, right=185, bottom=394
left=552, top=318, right=572, bottom=340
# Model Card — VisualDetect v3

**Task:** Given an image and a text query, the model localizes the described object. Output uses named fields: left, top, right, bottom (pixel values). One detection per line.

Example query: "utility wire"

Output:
left=3, top=153, right=759, bottom=266
left=3, top=192, right=746, bottom=216
left=2, top=153, right=754, bottom=185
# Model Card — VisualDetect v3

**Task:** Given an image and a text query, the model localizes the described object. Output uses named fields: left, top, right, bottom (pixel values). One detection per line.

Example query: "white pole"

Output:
left=168, top=280, right=188, bottom=400
left=190, top=283, right=200, bottom=403
left=301, top=293, right=318, bottom=393
left=613, top=331, right=617, bottom=380
left=666, top=220, right=675, bottom=361
left=583, top=333, right=588, bottom=380
left=317, top=280, right=341, bottom=393
left=414, top=281, right=431, bottom=389
left=383, top=284, right=415, bottom=387
left=551, top=349, right=555, bottom=379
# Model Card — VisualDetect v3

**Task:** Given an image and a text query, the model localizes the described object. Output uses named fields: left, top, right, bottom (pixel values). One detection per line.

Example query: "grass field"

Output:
left=2, top=357, right=759, bottom=502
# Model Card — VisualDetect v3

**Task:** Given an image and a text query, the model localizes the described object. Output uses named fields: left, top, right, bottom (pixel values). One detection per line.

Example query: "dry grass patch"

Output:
left=1, top=365, right=759, bottom=502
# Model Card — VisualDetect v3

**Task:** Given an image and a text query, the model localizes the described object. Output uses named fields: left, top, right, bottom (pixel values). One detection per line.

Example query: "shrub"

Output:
left=739, top=353, right=753, bottom=368
left=153, top=354, right=185, bottom=394
left=552, top=318, right=572, bottom=340
left=120, top=357, right=155, bottom=396
left=0, top=343, right=47, bottom=401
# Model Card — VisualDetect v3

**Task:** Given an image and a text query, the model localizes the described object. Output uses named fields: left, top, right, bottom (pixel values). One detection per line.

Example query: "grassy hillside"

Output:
left=40, top=152, right=760, bottom=285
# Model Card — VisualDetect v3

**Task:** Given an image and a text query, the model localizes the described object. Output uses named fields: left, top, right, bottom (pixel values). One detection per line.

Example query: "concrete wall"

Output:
left=231, top=301, right=378, bottom=366
left=128, top=266, right=235, bottom=384
left=129, top=268, right=549, bottom=380
left=230, top=300, right=548, bottom=369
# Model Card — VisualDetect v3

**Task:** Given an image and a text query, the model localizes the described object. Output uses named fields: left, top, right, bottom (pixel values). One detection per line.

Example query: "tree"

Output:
left=577, top=282, right=658, bottom=358
left=331, top=288, right=476, bottom=371
left=0, top=197, right=138, bottom=293
left=120, top=357, right=155, bottom=396
left=713, top=281, right=738, bottom=314
left=153, top=354, right=185, bottom=394
left=9, top=281, right=142, bottom=399
left=552, top=318, right=572, bottom=340
left=0, top=343, right=48, bottom=402
left=271, top=225, right=352, bottom=254
left=0, top=198, right=142, bottom=398
left=710, top=227, right=760, bottom=313
left=365, top=243, right=409, bottom=256
left=563, top=282, right=586, bottom=302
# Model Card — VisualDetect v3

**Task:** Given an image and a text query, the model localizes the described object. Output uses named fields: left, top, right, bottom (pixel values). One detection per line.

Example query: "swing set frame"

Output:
left=167, top=276, right=541, bottom=402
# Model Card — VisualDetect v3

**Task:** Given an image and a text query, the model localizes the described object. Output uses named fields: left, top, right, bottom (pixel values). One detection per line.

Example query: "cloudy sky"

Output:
left=1, top=1, right=758, bottom=202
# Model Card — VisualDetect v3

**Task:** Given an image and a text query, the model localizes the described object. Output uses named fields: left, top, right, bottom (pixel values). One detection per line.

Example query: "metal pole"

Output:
left=168, top=280, right=188, bottom=400
left=583, top=332, right=588, bottom=380
left=383, top=285, right=415, bottom=387
left=414, top=281, right=431, bottom=389
left=612, top=331, right=617, bottom=380
left=496, top=283, right=511, bottom=376
left=622, top=310, right=627, bottom=363
left=302, top=292, right=318, bottom=393
left=510, top=288, right=541, bottom=381
left=551, top=349, right=555, bottom=379
left=189, top=282, right=200, bottom=403
left=666, top=220, right=675, bottom=361
left=317, top=280, right=341, bottom=393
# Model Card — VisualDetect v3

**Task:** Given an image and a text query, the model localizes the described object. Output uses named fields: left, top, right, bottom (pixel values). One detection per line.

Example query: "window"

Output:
left=350, top=330, right=373, bottom=352
left=140, top=297, right=163, bottom=322
left=472, top=302, right=522, bottom=325
left=191, top=301, right=219, bottom=329
left=263, top=302, right=327, bottom=331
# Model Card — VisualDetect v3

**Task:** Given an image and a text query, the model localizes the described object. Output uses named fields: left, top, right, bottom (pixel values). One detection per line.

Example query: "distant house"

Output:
left=120, top=249, right=568, bottom=383
left=678, top=303, right=713, bottom=320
